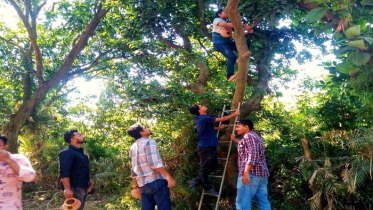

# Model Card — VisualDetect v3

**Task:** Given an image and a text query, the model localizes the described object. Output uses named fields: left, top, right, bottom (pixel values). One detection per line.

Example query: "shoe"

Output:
left=189, top=180, right=201, bottom=188
left=205, top=188, right=219, bottom=196
left=227, top=74, right=237, bottom=82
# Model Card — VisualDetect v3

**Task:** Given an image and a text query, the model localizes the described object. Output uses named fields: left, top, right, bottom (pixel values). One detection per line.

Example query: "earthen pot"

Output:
left=62, top=197, right=81, bottom=210
left=131, top=188, right=141, bottom=199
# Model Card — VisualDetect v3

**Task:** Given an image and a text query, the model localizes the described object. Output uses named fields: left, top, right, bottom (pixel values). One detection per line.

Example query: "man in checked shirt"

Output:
left=231, top=119, right=271, bottom=210
left=128, top=123, right=176, bottom=210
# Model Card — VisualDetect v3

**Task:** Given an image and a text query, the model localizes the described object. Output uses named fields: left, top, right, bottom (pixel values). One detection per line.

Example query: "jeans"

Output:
left=236, top=175, right=271, bottom=210
left=72, top=187, right=88, bottom=210
left=192, top=146, right=219, bottom=191
left=214, top=42, right=237, bottom=79
left=140, top=179, right=171, bottom=210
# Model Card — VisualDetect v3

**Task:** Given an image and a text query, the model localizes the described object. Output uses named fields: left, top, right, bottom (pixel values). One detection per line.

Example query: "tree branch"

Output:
left=9, top=0, right=45, bottom=84
left=197, top=0, right=212, bottom=41
left=46, top=5, right=109, bottom=90
left=157, top=32, right=183, bottom=50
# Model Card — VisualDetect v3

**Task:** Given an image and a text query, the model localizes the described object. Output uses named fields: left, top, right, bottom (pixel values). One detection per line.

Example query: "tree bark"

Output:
left=301, top=138, right=322, bottom=210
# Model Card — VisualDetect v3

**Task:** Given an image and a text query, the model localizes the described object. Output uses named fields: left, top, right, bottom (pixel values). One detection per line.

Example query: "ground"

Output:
left=23, top=191, right=109, bottom=210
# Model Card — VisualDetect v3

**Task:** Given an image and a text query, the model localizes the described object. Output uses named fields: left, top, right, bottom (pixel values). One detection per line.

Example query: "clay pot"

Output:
left=131, top=188, right=141, bottom=199
left=62, top=197, right=81, bottom=210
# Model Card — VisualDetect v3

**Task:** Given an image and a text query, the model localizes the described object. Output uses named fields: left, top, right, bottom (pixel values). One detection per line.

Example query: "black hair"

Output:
left=0, top=135, right=8, bottom=145
left=127, top=123, right=144, bottom=140
left=189, top=104, right=200, bottom=116
left=237, top=119, right=254, bottom=130
left=215, top=8, right=224, bottom=17
left=64, top=130, right=78, bottom=143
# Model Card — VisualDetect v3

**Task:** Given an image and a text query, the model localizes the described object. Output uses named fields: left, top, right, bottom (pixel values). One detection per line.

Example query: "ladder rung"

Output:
left=219, top=158, right=227, bottom=161
left=203, top=192, right=219, bottom=197
left=219, top=141, right=230, bottom=143
left=210, top=175, right=223, bottom=178
left=224, top=109, right=237, bottom=112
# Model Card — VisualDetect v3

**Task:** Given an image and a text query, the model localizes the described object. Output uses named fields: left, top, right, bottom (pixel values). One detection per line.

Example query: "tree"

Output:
left=1, top=0, right=111, bottom=152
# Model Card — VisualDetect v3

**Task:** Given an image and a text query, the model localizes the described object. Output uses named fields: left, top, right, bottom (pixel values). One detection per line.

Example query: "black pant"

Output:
left=194, top=146, right=219, bottom=191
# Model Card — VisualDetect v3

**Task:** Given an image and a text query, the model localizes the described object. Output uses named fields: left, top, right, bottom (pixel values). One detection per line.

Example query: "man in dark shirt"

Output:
left=189, top=104, right=240, bottom=195
left=59, top=130, right=91, bottom=210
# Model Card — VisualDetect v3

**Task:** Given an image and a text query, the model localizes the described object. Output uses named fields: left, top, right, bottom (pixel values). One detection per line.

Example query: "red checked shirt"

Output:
left=237, top=131, right=269, bottom=177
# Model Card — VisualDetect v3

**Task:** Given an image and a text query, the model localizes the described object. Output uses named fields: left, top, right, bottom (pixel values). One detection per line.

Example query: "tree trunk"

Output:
left=301, top=138, right=323, bottom=210
left=3, top=87, right=47, bottom=153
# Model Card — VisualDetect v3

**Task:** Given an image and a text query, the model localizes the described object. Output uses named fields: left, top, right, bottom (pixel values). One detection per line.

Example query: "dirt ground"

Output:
left=23, top=191, right=108, bottom=210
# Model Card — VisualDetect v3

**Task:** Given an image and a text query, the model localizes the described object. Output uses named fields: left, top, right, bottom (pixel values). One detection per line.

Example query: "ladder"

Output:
left=198, top=103, right=241, bottom=210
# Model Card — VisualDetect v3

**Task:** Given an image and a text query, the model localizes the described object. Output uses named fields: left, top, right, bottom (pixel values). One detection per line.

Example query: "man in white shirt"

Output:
left=212, top=8, right=254, bottom=82
left=0, top=135, right=36, bottom=210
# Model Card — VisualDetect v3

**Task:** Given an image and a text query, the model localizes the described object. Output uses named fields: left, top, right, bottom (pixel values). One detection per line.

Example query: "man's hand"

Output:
left=87, top=185, right=93, bottom=193
left=231, top=134, right=240, bottom=144
left=242, top=172, right=251, bottom=185
left=64, top=189, right=74, bottom=198
left=165, top=175, right=176, bottom=188
left=0, top=150, right=11, bottom=163
left=219, top=124, right=228, bottom=130
left=232, top=110, right=240, bottom=117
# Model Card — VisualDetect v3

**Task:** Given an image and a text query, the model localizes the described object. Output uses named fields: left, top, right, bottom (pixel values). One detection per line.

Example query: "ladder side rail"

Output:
left=215, top=102, right=241, bottom=210
left=216, top=105, right=226, bottom=138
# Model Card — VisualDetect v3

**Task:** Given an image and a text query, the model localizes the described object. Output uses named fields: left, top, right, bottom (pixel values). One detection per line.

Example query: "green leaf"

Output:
left=305, top=7, right=328, bottom=23
left=361, top=36, right=373, bottom=45
left=347, top=39, right=366, bottom=50
left=337, top=63, right=353, bottom=74
left=350, top=52, right=371, bottom=66
left=361, top=0, right=373, bottom=6
left=344, top=25, right=361, bottom=39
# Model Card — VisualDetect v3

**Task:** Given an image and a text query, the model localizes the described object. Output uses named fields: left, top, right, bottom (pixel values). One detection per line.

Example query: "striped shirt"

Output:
left=129, top=137, right=165, bottom=187
left=237, top=131, right=269, bottom=177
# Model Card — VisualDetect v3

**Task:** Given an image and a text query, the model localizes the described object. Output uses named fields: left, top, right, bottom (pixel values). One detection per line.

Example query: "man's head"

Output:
left=189, top=104, right=207, bottom=116
left=0, top=135, right=8, bottom=150
left=127, top=123, right=152, bottom=140
left=216, top=8, right=227, bottom=19
left=235, top=119, right=254, bottom=135
left=64, top=130, right=86, bottom=145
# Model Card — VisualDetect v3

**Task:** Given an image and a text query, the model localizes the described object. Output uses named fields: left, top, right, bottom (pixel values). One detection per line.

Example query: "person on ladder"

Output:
left=212, top=8, right=255, bottom=82
left=188, top=104, right=240, bottom=196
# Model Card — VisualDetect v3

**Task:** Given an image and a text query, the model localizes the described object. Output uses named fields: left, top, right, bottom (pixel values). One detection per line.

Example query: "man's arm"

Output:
left=59, top=151, right=74, bottom=198
left=0, top=151, right=36, bottom=182
left=61, top=177, right=74, bottom=198
left=242, top=164, right=253, bottom=185
left=230, top=134, right=240, bottom=144
left=215, top=110, right=240, bottom=122
left=218, top=21, right=253, bottom=31
left=214, top=124, right=228, bottom=130
left=154, top=167, right=176, bottom=188
left=145, top=141, right=176, bottom=188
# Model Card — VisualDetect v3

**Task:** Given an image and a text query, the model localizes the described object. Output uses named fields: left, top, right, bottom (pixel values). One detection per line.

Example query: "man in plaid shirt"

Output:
left=231, top=119, right=271, bottom=210
left=128, top=123, right=176, bottom=210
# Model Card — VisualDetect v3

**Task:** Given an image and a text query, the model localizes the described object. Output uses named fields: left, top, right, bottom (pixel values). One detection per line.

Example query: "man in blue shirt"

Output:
left=59, top=130, right=91, bottom=210
left=189, top=104, right=240, bottom=195
left=212, top=8, right=254, bottom=81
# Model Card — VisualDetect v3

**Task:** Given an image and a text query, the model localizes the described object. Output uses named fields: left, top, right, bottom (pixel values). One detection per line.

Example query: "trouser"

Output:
left=140, top=179, right=171, bottom=210
left=193, top=146, right=219, bottom=191
left=236, top=175, right=271, bottom=210
left=72, top=187, right=88, bottom=210
left=213, top=41, right=252, bottom=79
